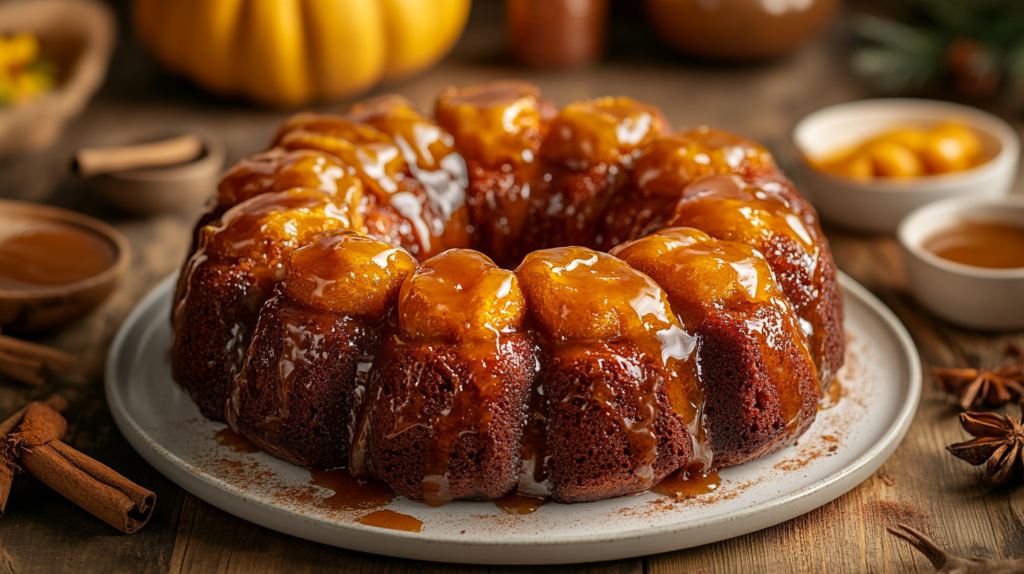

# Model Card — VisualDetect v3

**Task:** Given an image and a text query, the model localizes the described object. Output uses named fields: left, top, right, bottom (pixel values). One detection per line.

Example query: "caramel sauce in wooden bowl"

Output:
left=0, top=200, right=129, bottom=334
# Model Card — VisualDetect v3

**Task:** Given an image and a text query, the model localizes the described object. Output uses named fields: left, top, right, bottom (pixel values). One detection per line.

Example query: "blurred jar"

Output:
left=507, top=0, right=608, bottom=69
left=644, top=0, right=838, bottom=60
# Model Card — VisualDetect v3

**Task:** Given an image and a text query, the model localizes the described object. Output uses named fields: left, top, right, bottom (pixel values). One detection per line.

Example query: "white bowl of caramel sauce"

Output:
left=0, top=200, right=129, bottom=334
left=898, top=196, right=1024, bottom=330
left=794, top=99, right=1019, bottom=234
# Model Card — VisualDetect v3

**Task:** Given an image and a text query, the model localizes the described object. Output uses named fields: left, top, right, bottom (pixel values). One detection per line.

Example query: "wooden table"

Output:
left=2, top=2, right=1023, bottom=572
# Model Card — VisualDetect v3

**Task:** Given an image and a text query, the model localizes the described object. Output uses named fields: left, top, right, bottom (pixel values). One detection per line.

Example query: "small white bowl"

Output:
left=898, top=195, right=1024, bottom=330
left=794, top=98, right=1019, bottom=234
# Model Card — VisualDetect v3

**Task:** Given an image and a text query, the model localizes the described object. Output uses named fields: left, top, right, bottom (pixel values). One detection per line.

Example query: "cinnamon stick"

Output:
left=20, top=442, right=156, bottom=533
left=0, top=351, right=46, bottom=387
left=0, top=396, right=67, bottom=437
left=0, top=335, right=76, bottom=373
left=11, top=402, right=156, bottom=533
left=0, top=395, right=67, bottom=514
left=74, top=134, right=203, bottom=177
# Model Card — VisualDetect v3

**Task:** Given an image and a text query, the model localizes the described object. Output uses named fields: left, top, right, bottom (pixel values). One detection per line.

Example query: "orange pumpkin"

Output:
left=133, top=0, right=471, bottom=107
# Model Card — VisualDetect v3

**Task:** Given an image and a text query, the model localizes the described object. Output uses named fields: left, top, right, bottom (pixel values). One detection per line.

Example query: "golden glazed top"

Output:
left=398, top=249, right=526, bottom=344
left=434, top=79, right=552, bottom=168
left=284, top=230, right=416, bottom=323
left=217, top=148, right=362, bottom=212
left=541, top=97, right=669, bottom=169
left=633, top=127, right=776, bottom=198
left=199, top=188, right=360, bottom=266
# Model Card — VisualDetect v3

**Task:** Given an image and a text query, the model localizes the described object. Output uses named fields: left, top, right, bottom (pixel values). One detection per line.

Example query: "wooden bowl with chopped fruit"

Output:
left=0, top=0, right=115, bottom=158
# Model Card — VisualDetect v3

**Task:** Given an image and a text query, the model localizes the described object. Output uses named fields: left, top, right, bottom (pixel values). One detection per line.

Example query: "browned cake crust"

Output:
left=226, top=296, right=377, bottom=469
left=753, top=175, right=846, bottom=388
left=516, top=163, right=624, bottom=258
left=171, top=262, right=269, bottom=421
left=541, top=341, right=693, bottom=503
left=697, top=308, right=821, bottom=468
left=463, top=164, right=534, bottom=268
left=360, top=334, right=536, bottom=503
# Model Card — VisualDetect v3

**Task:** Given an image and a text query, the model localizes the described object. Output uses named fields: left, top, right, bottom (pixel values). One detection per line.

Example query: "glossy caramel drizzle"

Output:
left=541, top=97, right=668, bottom=169
left=515, top=247, right=698, bottom=488
left=652, top=464, right=721, bottom=500
left=819, top=378, right=842, bottom=411
left=359, top=509, right=422, bottom=532
left=668, top=174, right=831, bottom=383
left=197, top=188, right=360, bottom=267
left=359, top=250, right=528, bottom=506
left=310, top=468, right=394, bottom=510
left=435, top=81, right=550, bottom=255
left=214, top=427, right=260, bottom=453
left=217, top=148, right=362, bottom=212
left=225, top=231, right=415, bottom=465
left=632, top=127, right=776, bottom=199
left=495, top=491, right=546, bottom=515
left=349, top=95, right=470, bottom=244
left=516, top=378, right=551, bottom=498
left=612, top=227, right=818, bottom=448
left=272, top=104, right=471, bottom=260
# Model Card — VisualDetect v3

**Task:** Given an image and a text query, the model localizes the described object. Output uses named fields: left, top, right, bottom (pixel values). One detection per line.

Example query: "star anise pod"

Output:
left=947, top=403, right=1024, bottom=488
left=932, top=364, right=1024, bottom=410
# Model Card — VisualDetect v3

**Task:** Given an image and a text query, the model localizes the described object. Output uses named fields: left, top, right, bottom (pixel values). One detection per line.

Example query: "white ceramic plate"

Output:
left=106, top=272, right=920, bottom=565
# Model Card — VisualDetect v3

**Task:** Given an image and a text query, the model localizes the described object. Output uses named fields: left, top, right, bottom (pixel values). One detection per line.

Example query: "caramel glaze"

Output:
left=186, top=149, right=364, bottom=260
left=271, top=97, right=471, bottom=261
left=611, top=227, right=821, bottom=468
left=359, top=509, right=423, bottom=532
left=226, top=231, right=416, bottom=469
left=652, top=464, right=721, bottom=500
left=514, top=247, right=697, bottom=502
left=310, top=468, right=395, bottom=510
left=495, top=491, right=546, bottom=515
left=820, top=378, right=842, bottom=411
left=598, top=126, right=780, bottom=250
left=350, top=250, right=536, bottom=507
left=435, top=80, right=556, bottom=266
left=171, top=189, right=361, bottom=421
left=666, top=174, right=844, bottom=387
left=510, top=98, right=670, bottom=265
left=214, top=427, right=260, bottom=453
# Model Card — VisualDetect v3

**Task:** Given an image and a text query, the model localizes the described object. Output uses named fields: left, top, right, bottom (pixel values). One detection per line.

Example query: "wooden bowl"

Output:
left=0, top=0, right=115, bottom=158
left=0, top=200, right=130, bottom=335
left=90, top=130, right=225, bottom=216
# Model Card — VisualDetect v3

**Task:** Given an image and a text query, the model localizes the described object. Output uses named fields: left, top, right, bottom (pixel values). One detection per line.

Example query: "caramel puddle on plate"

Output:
left=214, top=428, right=260, bottom=453
left=359, top=509, right=422, bottom=532
left=653, top=464, right=721, bottom=499
left=819, top=378, right=843, bottom=411
left=494, top=492, right=547, bottom=515
left=310, top=469, right=395, bottom=510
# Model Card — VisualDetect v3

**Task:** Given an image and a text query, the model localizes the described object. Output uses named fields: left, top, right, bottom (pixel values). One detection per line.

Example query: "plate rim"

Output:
left=105, top=271, right=922, bottom=562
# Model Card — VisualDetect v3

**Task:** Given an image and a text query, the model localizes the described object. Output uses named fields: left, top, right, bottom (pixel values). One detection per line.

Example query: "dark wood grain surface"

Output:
left=2, top=3, right=1023, bottom=572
